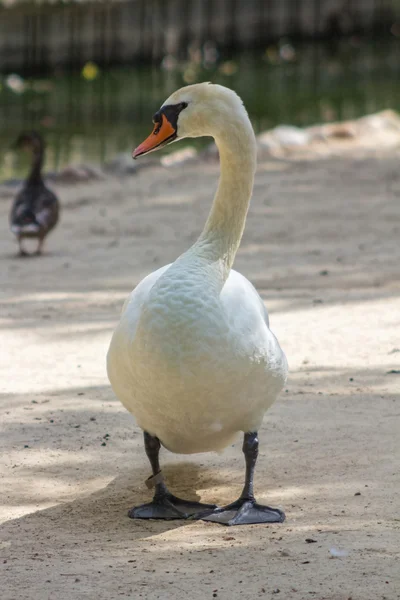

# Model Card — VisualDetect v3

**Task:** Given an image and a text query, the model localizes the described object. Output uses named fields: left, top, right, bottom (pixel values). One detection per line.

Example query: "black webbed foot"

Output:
left=130, top=432, right=218, bottom=521
left=129, top=492, right=217, bottom=520
left=196, top=497, right=285, bottom=526
left=195, top=431, right=286, bottom=525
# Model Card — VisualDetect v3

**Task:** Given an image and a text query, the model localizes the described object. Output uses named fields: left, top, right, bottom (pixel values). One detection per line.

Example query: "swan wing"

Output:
left=222, top=269, right=269, bottom=327
left=114, top=263, right=172, bottom=336
left=221, top=269, right=287, bottom=375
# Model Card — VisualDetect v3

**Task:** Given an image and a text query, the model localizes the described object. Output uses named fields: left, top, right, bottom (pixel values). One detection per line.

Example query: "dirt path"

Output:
left=1, top=147, right=399, bottom=600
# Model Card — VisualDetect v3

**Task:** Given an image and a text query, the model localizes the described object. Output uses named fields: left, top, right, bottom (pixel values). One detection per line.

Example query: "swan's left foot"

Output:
left=196, top=431, right=286, bottom=526
left=197, top=497, right=285, bottom=525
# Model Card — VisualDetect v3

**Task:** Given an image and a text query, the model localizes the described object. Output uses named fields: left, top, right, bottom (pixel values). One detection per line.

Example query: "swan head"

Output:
left=132, top=82, right=249, bottom=159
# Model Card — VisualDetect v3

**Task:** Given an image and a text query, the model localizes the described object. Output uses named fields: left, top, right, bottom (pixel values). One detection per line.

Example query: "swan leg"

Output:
left=197, top=432, right=285, bottom=526
left=128, top=432, right=217, bottom=520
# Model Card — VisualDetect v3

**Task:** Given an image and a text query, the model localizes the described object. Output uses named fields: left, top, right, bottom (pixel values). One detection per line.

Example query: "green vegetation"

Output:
left=1, top=40, right=399, bottom=181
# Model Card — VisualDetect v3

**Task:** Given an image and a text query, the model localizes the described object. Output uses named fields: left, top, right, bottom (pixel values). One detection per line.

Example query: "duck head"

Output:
left=132, top=82, right=248, bottom=158
left=14, top=130, right=44, bottom=154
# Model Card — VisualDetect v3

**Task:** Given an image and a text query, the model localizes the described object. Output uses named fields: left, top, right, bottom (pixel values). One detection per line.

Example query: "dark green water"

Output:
left=0, top=39, right=399, bottom=182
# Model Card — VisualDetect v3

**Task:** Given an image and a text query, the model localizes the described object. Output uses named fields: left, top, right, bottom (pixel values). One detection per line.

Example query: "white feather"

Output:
left=107, top=83, right=288, bottom=455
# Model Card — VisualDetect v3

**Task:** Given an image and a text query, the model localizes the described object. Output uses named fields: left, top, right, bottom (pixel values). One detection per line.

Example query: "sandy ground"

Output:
left=0, top=143, right=399, bottom=600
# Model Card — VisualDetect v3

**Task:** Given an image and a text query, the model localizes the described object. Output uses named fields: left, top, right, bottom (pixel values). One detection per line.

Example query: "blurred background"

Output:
left=0, top=0, right=399, bottom=181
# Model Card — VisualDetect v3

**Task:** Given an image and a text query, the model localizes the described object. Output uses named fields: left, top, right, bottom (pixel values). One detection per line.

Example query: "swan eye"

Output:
left=152, top=111, right=163, bottom=134
left=153, top=110, right=162, bottom=122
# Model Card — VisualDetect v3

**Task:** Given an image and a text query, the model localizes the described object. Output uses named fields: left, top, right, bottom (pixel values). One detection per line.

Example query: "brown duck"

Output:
left=10, top=131, right=59, bottom=256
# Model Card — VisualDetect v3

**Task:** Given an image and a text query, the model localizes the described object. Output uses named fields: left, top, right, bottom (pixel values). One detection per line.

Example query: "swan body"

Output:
left=107, top=83, right=288, bottom=524
left=108, top=262, right=286, bottom=454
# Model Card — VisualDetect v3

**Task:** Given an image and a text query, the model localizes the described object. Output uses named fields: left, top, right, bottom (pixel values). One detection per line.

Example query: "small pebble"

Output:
left=305, top=538, right=317, bottom=543
left=273, top=589, right=280, bottom=594
left=329, top=547, right=349, bottom=558
left=101, top=442, right=107, bottom=447
left=354, top=492, right=361, bottom=496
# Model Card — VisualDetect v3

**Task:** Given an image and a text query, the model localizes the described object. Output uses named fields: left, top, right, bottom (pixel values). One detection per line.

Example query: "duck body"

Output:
left=10, top=131, right=59, bottom=255
left=108, top=256, right=287, bottom=454
left=11, top=180, right=59, bottom=239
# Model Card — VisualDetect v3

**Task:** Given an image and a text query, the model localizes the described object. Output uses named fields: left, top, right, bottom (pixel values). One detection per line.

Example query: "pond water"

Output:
left=0, top=39, right=399, bottom=182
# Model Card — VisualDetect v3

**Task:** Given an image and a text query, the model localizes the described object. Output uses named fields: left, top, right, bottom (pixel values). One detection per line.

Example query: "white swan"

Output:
left=107, top=83, right=288, bottom=526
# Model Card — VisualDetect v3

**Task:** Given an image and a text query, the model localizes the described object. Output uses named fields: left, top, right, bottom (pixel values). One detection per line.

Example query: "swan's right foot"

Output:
left=131, top=431, right=216, bottom=520
left=129, top=492, right=216, bottom=520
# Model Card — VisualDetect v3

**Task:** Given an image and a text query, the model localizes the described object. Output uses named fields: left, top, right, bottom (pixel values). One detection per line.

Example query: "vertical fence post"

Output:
left=178, top=0, right=190, bottom=60
left=288, top=0, right=302, bottom=39
left=313, top=0, right=321, bottom=39
left=23, top=14, right=31, bottom=74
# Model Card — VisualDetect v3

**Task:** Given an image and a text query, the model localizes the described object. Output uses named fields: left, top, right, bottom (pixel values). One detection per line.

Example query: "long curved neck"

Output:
left=194, top=114, right=257, bottom=280
left=27, top=146, right=44, bottom=185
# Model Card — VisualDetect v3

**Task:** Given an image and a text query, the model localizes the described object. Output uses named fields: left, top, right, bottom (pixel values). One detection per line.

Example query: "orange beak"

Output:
left=132, top=113, right=177, bottom=159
